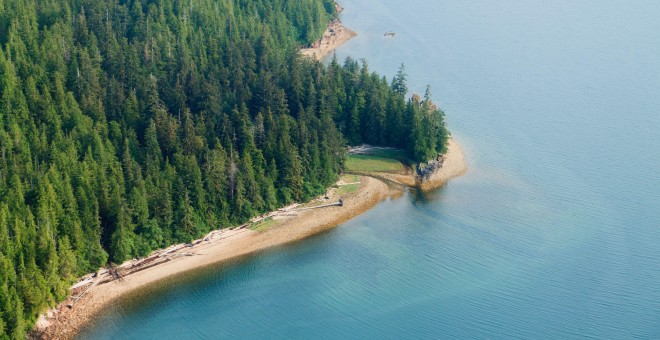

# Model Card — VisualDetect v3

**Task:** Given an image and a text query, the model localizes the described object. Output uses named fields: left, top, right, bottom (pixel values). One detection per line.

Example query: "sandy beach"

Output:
left=418, top=139, right=468, bottom=191
left=32, top=176, right=389, bottom=339
left=300, top=20, right=357, bottom=61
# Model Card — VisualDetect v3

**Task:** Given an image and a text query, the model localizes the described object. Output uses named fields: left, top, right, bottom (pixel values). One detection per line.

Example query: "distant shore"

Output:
left=300, top=19, right=357, bottom=61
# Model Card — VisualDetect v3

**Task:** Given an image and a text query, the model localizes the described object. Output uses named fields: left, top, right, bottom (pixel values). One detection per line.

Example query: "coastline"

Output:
left=418, top=139, right=468, bottom=191
left=300, top=19, right=357, bottom=61
left=33, top=176, right=390, bottom=339
left=33, top=9, right=365, bottom=338
left=33, top=140, right=467, bottom=339
left=30, top=1, right=466, bottom=334
left=348, top=139, right=468, bottom=192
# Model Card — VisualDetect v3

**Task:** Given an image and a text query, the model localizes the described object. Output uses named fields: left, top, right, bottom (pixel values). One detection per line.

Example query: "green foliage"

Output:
left=331, top=61, right=449, bottom=163
left=0, top=0, right=449, bottom=336
left=0, top=0, right=338, bottom=335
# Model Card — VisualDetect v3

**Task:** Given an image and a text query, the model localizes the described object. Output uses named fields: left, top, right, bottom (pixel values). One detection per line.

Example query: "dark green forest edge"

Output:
left=0, top=0, right=449, bottom=337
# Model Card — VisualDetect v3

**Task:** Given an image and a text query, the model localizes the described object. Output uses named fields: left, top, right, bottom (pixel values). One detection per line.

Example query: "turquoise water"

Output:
left=79, top=0, right=660, bottom=338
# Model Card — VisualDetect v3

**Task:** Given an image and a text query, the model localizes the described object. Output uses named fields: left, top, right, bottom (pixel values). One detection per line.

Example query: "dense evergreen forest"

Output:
left=0, top=0, right=448, bottom=337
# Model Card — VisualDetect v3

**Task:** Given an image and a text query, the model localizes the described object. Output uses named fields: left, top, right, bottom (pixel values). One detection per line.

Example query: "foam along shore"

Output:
left=300, top=19, right=357, bottom=61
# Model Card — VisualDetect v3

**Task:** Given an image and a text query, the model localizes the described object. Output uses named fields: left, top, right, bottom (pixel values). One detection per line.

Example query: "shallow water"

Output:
left=80, top=0, right=660, bottom=338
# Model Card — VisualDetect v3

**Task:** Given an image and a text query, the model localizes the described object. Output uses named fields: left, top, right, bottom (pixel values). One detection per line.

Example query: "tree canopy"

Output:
left=0, top=1, right=448, bottom=337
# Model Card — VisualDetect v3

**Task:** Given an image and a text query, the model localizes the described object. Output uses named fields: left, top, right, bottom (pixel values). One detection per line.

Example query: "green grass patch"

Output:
left=345, top=154, right=406, bottom=174
left=342, top=174, right=361, bottom=183
left=249, top=217, right=278, bottom=232
left=337, top=183, right=360, bottom=195
left=363, top=148, right=410, bottom=162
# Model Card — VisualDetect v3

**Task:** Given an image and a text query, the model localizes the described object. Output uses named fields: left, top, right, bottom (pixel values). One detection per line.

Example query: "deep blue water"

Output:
left=80, top=0, right=660, bottom=338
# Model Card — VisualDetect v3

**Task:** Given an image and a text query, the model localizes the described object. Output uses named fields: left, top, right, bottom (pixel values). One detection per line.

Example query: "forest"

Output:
left=0, top=0, right=448, bottom=337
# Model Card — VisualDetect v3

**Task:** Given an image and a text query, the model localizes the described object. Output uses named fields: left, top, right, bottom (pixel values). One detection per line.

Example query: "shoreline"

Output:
left=32, top=140, right=467, bottom=339
left=31, top=1, right=466, bottom=333
left=300, top=19, right=357, bottom=61
left=32, top=176, right=390, bottom=339
left=348, top=139, right=468, bottom=192
left=418, top=139, right=468, bottom=191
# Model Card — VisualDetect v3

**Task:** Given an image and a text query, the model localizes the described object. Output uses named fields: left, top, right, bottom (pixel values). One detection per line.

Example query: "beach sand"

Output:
left=418, top=139, right=468, bottom=191
left=32, top=176, right=389, bottom=339
left=300, top=20, right=357, bottom=61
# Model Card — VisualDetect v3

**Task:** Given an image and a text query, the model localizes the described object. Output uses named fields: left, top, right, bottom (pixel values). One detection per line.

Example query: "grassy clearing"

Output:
left=345, top=154, right=406, bottom=174
left=337, top=183, right=360, bottom=195
left=249, top=217, right=278, bottom=232
left=342, top=174, right=361, bottom=183
left=364, top=148, right=410, bottom=162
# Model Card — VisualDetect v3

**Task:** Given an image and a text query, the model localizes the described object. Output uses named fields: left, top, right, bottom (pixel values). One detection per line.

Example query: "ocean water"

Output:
left=79, top=0, right=660, bottom=338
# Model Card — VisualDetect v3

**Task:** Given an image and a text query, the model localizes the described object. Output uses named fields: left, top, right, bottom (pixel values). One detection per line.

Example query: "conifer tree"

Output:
left=0, top=0, right=451, bottom=334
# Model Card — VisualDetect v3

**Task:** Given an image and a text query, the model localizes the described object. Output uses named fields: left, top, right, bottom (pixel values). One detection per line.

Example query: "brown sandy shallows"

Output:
left=300, top=19, right=357, bottom=61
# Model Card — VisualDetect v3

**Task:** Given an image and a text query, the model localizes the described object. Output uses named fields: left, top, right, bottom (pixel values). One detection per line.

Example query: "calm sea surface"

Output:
left=79, top=0, right=660, bottom=338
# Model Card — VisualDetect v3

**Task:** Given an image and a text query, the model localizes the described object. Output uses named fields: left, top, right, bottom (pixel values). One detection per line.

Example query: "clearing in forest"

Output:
left=345, top=154, right=406, bottom=174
